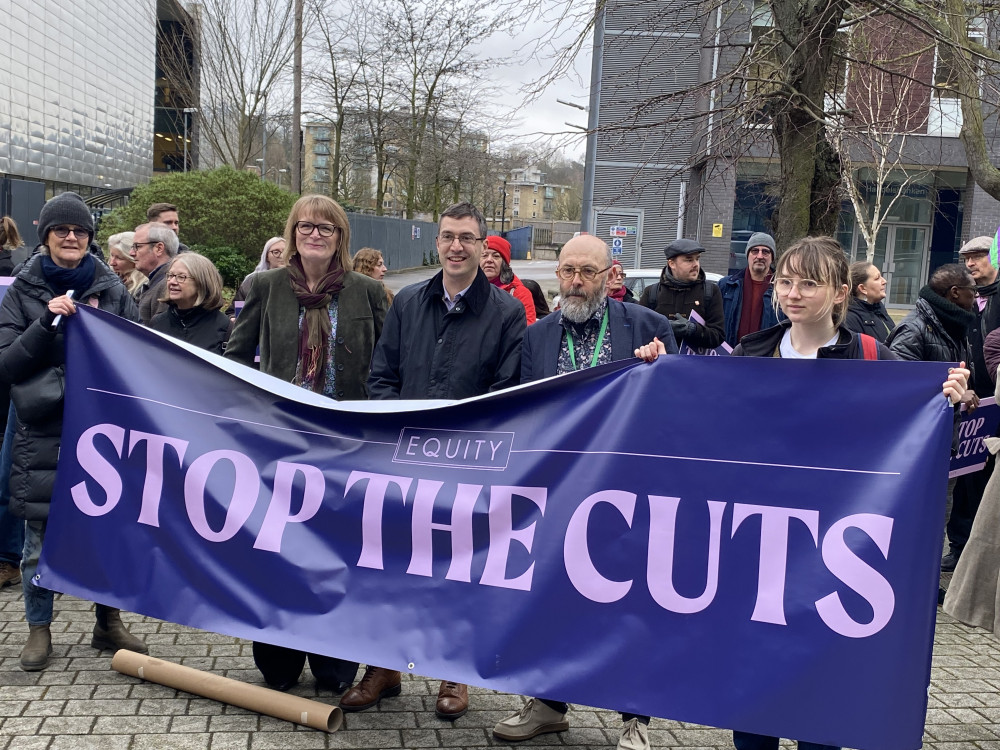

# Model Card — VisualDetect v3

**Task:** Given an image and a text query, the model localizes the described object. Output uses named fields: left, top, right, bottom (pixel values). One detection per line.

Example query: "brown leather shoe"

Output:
left=339, top=666, right=401, bottom=712
left=435, top=680, right=469, bottom=720
left=0, top=561, right=20, bottom=588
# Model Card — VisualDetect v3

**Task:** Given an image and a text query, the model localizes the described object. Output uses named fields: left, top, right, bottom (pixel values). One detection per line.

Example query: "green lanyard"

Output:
left=566, top=307, right=609, bottom=370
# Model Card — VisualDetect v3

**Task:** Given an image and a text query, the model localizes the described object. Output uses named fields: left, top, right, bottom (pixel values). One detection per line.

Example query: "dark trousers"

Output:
left=252, top=641, right=358, bottom=691
left=732, top=731, right=839, bottom=750
left=0, top=403, right=23, bottom=565
left=539, top=698, right=649, bottom=725
left=947, top=455, right=993, bottom=552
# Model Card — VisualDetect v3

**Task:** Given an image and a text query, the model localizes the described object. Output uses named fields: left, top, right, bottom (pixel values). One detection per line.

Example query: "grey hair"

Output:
left=107, top=231, right=135, bottom=259
left=142, top=222, right=179, bottom=257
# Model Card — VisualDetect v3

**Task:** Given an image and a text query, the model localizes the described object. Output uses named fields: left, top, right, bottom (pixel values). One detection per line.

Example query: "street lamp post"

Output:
left=182, top=107, right=198, bottom=172
left=261, top=93, right=267, bottom=181
left=500, top=179, right=507, bottom=233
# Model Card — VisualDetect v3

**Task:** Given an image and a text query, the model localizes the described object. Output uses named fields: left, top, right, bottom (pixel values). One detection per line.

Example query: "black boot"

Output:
left=941, top=548, right=961, bottom=572
left=92, top=604, right=148, bottom=654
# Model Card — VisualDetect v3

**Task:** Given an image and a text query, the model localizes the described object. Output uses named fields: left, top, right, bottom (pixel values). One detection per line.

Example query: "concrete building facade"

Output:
left=584, top=0, right=1000, bottom=307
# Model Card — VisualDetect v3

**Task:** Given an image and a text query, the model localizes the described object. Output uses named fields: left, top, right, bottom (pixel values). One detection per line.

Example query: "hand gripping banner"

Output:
left=41, top=307, right=955, bottom=750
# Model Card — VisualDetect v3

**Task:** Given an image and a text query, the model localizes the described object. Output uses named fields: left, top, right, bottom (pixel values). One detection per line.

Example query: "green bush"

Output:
left=97, top=166, right=297, bottom=264
left=192, top=245, right=256, bottom=288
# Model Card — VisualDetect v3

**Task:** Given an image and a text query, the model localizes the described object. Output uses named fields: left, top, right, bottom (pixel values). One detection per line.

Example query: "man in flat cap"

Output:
left=638, top=238, right=724, bottom=349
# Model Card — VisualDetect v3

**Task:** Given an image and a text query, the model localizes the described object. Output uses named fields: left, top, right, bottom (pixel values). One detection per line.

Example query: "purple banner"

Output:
left=949, top=397, right=1000, bottom=478
left=678, top=310, right=732, bottom=356
left=38, top=307, right=957, bottom=750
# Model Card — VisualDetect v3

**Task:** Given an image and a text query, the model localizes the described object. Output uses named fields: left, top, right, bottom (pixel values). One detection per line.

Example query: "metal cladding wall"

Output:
left=347, top=213, right=440, bottom=271
left=594, top=166, right=686, bottom=268
left=503, top=226, right=532, bottom=260
left=590, top=0, right=723, bottom=270
left=0, top=0, right=155, bottom=189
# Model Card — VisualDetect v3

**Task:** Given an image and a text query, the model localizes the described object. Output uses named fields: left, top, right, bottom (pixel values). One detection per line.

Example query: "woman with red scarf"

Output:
left=606, top=259, right=636, bottom=303
left=226, top=194, right=388, bottom=694
left=481, top=235, right=536, bottom=324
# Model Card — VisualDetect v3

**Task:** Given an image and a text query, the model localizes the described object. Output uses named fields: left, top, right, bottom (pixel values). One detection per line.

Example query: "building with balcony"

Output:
left=506, top=166, right=572, bottom=222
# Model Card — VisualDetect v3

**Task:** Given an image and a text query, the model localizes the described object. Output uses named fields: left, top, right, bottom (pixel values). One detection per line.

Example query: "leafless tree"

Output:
left=159, top=0, right=294, bottom=170
left=524, top=0, right=1000, bottom=250
left=304, top=0, right=365, bottom=201
left=831, top=15, right=934, bottom=258
left=380, top=0, right=516, bottom=218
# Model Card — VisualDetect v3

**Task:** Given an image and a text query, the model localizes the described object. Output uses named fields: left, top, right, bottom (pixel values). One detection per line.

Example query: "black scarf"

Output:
left=41, top=253, right=95, bottom=296
left=662, top=266, right=699, bottom=290
left=977, top=277, right=999, bottom=298
left=918, top=286, right=976, bottom=344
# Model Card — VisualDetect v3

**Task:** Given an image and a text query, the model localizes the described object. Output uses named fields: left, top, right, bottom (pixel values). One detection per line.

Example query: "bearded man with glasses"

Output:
left=494, top=233, right=675, bottom=750
left=364, top=201, right=525, bottom=720
left=718, top=232, right=779, bottom=347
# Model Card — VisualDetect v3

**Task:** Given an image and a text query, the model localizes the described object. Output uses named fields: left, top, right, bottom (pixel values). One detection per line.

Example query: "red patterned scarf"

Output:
left=286, top=254, right=345, bottom=392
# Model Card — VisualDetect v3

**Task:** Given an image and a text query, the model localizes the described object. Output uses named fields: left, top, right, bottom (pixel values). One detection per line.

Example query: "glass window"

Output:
left=746, top=4, right=781, bottom=124
left=934, top=20, right=985, bottom=98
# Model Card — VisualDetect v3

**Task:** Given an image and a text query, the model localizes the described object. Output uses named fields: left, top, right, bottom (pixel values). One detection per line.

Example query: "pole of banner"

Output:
left=112, top=650, right=343, bottom=732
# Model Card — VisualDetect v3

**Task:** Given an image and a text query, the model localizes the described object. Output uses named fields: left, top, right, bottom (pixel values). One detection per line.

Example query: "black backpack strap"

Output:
left=645, top=281, right=659, bottom=311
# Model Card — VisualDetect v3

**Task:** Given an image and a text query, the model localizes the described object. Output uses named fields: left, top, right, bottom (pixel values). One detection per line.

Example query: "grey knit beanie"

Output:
left=38, top=192, right=94, bottom=245
left=745, top=232, right=776, bottom=257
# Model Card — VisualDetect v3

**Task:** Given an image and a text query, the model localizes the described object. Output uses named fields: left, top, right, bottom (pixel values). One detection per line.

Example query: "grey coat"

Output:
left=944, top=437, right=1000, bottom=632
left=136, top=262, right=169, bottom=325
left=225, top=267, right=387, bottom=400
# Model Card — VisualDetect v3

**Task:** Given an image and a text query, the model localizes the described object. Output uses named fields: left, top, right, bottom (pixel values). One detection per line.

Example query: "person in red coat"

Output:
left=481, top=235, right=536, bottom=324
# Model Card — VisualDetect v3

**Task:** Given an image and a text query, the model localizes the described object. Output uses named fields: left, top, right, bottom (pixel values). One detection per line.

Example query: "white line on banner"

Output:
left=509, top=449, right=901, bottom=475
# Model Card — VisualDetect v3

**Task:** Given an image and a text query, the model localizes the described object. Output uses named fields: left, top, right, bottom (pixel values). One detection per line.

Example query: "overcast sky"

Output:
left=483, top=12, right=594, bottom=162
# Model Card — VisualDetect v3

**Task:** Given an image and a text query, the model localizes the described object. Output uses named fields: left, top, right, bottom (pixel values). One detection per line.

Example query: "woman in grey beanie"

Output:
left=0, top=192, right=147, bottom=672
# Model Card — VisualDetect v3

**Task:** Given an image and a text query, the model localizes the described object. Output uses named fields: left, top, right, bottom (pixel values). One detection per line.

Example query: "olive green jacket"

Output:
left=225, top=267, right=387, bottom=400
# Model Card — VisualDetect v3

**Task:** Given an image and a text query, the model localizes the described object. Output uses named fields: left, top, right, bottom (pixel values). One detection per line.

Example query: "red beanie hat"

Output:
left=486, top=235, right=511, bottom=265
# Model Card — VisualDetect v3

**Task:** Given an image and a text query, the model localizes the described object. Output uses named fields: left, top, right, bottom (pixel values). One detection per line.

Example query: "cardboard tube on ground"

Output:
left=111, top=650, right=343, bottom=732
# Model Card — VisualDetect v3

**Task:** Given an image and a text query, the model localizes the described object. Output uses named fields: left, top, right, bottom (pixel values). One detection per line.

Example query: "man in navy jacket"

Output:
left=718, top=232, right=779, bottom=347
left=496, top=233, right=676, bottom=750
left=521, top=235, right=677, bottom=382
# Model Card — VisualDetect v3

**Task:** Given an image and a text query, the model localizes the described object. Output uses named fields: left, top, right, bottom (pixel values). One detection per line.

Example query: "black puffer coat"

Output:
left=887, top=295, right=972, bottom=366
left=150, top=305, right=231, bottom=355
left=0, top=254, right=139, bottom=520
left=843, top=296, right=896, bottom=344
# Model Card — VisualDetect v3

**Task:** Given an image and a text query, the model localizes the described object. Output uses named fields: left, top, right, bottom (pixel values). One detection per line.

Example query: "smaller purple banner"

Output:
left=949, top=397, right=1000, bottom=478
left=678, top=310, right=732, bottom=356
